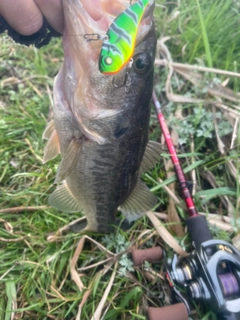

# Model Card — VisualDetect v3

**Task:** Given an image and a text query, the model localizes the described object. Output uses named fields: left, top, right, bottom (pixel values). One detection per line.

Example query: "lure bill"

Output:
left=99, top=0, right=152, bottom=75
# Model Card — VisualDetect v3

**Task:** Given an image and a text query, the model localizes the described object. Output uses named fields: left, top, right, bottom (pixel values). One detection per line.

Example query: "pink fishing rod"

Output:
left=152, top=90, right=198, bottom=217
left=152, top=90, right=213, bottom=251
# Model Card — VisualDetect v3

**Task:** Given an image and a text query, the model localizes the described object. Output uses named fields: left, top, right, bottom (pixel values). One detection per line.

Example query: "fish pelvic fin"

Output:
left=42, top=120, right=60, bottom=163
left=119, top=179, right=157, bottom=223
left=49, top=181, right=82, bottom=213
left=54, top=138, right=82, bottom=183
left=139, top=140, right=164, bottom=175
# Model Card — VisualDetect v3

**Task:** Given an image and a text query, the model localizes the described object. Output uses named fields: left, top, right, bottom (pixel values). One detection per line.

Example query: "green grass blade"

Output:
left=196, top=0, right=212, bottom=68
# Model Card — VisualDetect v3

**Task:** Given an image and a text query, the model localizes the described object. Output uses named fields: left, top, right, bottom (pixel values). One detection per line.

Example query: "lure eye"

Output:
left=104, top=56, right=113, bottom=66
left=133, top=52, right=152, bottom=75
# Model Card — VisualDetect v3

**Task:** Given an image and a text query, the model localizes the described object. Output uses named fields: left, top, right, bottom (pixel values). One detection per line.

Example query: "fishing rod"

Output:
left=151, top=90, right=212, bottom=250
left=132, top=90, right=240, bottom=320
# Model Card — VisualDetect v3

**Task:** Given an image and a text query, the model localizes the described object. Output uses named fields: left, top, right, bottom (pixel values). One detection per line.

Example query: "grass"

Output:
left=1, top=0, right=240, bottom=319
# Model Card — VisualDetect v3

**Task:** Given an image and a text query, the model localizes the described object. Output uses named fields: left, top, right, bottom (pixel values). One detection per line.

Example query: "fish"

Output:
left=42, top=0, right=162, bottom=233
left=99, top=0, right=151, bottom=75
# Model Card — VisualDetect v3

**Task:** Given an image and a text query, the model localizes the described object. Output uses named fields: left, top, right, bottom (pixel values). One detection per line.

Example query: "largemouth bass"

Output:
left=43, top=0, right=162, bottom=233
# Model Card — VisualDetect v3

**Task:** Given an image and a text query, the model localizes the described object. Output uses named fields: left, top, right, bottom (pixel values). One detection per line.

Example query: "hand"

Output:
left=0, top=0, right=63, bottom=35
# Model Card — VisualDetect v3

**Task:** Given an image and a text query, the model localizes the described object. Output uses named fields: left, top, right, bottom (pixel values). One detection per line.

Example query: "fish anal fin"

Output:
left=139, top=140, right=163, bottom=175
left=55, top=138, right=82, bottom=183
left=43, top=130, right=60, bottom=164
left=49, top=181, right=82, bottom=213
left=119, top=179, right=157, bottom=222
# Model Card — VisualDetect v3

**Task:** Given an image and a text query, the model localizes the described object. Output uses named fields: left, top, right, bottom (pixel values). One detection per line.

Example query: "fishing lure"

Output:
left=99, top=0, right=151, bottom=75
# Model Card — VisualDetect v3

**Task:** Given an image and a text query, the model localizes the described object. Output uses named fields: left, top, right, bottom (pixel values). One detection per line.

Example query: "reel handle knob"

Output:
left=131, top=247, right=163, bottom=266
left=148, top=303, right=188, bottom=320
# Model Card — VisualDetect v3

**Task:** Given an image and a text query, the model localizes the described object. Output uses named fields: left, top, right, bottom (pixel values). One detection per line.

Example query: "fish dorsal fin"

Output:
left=119, top=179, right=157, bottom=222
left=55, top=138, right=82, bottom=183
left=49, top=181, right=82, bottom=213
left=43, top=130, right=60, bottom=164
left=139, top=140, right=163, bottom=175
left=42, top=120, right=55, bottom=140
left=42, top=120, right=60, bottom=163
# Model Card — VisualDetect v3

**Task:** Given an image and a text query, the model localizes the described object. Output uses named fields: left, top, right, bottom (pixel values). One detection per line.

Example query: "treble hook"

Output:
left=124, top=71, right=132, bottom=93
left=112, top=59, right=133, bottom=93
left=112, top=72, right=127, bottom=89
left=124, top=59, right=133, bottom=93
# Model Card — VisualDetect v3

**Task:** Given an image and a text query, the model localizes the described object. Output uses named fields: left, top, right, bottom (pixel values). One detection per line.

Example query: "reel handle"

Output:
left=132, top=248, right=190, bottom=320
left=148, top=303, right=188, bottom=320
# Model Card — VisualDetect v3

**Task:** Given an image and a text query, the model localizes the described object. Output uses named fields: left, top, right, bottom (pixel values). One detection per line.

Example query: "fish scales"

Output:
left=43, top=0, right=162, bottom=233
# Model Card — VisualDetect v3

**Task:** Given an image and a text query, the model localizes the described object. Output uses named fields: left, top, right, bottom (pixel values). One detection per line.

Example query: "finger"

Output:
left=34, top=0, right=64, bottom=34
left=0, top=0, right=43, bottom=35
left=80, top=0, right=103, bottom=21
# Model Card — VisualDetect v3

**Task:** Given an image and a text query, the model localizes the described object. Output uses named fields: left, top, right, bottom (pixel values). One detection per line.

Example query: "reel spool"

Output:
left=218, top=273, right=240, bottom=298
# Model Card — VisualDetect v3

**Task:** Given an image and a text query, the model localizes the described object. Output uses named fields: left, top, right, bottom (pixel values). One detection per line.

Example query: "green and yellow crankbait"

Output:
left=99, top=0, right=151, bottom=75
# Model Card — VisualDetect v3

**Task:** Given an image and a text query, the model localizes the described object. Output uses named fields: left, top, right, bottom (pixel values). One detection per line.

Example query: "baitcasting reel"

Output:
left=132, top=215, right=240, bottom=320
left=148, top=91, right=240, bottom=319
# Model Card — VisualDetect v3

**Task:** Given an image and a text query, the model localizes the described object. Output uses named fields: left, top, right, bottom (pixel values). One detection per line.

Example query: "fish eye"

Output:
left=133, top=52, right=152, bottom=75
left=135, top=58, right=145, bottom=70
left=104, top=56, right=113, bottom=65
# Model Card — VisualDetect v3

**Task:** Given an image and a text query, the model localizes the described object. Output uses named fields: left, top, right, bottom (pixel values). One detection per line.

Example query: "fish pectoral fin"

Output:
left=42, top=120, right=55, bottom=140
left=139, top=140, right=164, bottom=175
left=49, top=181, right=82, bottom=213
left=94, top=109, right=121, bottom=120
left=119, top=179, right=158, bottom=222
left=73, top=110, right=108, bottom=145
left=43, top=129, right=60, bottom=164
left=55, top=138, right=82, bottom=183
